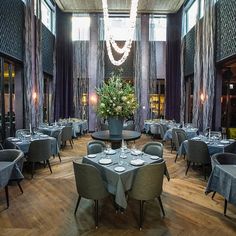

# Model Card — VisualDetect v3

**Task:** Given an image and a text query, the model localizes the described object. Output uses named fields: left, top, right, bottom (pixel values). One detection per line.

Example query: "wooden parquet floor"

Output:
left=0, top=134, right=236, bottom=236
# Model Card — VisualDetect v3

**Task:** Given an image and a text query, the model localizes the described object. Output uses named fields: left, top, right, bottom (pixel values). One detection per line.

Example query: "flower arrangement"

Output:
left=96, top=71, right=138, bottom=118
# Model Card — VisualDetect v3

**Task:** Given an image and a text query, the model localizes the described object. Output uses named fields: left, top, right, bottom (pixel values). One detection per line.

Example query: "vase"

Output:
left=107, top=117, right=124, bottom=137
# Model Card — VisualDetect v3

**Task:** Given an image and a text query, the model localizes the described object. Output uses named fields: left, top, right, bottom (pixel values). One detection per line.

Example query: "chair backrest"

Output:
left=150, top=124, right=160, bottom=135
left=51, top=130, right=62, bottom=148
left=159, top=124, right=168, bottom=139
left=211, top=152, right=236, bottom=169
left=0, top=149, right=24, bottom=162
left=187, top=140, right=210, bottom=164
left=175, top=129, right=187, bottom=150
left=61, top=126, right=72, bottom=142
left=73, top=161, right=108, bottom=200
left=87, top=140, right=106, bottom=154
left=142, top=142, right=163, bottom=158
left=129, top=161, right=165, bottom=201
left=123, top=123, right=135, bottom=131
left=172, top=128, right=181, bottom=149
left=27, top=139, right=51, bottom=162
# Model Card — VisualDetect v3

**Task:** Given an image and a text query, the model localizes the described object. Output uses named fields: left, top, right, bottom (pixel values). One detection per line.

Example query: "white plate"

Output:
left=192, top=137, right=201, bottom=140
left=40, top=134, right=48, bottom=138
left=104, top=149, right=116, bottom=155
left=114, top=166, right=126, bottom=172
left=16, top=141, right=22, bottom=145
left=12, top=138, right=20, bottom=142
left=87, top=154, right=96, bottom=158
left=130, top=159, right=145, bottom=166
left=217, top=144, right=224, bottom=147
left=99, top=158, right=112, bottom=165
left=220, top=140, right=230, bottom=144
left=229, top=139, right=235, bottom=142
left=131, top=150, right=143, bottom=156
left=150, top=156, right=160, bottom=160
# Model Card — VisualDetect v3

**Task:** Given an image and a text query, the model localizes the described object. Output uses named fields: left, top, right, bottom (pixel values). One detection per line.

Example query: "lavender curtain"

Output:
left=54, top=7, right=73, bottom=119
left=166, top=8, right=182, bottom=122
left=202, top=0, right=215, bottom=130
left=24, top=0, right=43, bottom=128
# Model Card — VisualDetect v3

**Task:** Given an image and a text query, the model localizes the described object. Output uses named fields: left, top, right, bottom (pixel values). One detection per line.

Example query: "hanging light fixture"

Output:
left=102, top=0, right=139, bottom=66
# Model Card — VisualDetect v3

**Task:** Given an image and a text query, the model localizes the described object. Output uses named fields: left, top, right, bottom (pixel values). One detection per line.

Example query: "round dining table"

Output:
left=91, top=130, right=141, bottom=149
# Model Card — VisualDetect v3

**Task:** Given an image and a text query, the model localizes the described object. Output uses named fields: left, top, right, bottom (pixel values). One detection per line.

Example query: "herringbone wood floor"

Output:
left=0, top=134, right=236, bottom=236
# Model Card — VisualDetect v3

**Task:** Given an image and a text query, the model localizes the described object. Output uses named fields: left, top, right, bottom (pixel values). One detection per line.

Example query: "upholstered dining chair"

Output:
left=100, top=123, right=108, bottom=131
left=27, top=139, right=51, bottom=178
left=87, top=140, right=106, bottom=155
left=171, top=128, right=180, bottom=153
left=51, top=130, right=62, bottom=162
left=0, top=149, right=24, bottom=207
left=128, top=161, right=166, bottom=230
left=73, top=161, right=109, bottom=228
left=61, top=126, right=73, bottom=148
left=142, top=142, right=163, bottom=158
left=159, top=124, right=168, bottom=142
left=186, top=140, right=211, bottom=180
left=150, top=124, right=161, bottom=139
left=210, top=152, right=236, bottom=214
left=174, top=129, right=188, bottom=162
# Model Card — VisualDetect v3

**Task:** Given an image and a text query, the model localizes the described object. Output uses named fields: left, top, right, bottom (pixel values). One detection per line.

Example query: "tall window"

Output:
left=72, top=16, right=90, bottom=41
left=186, top=0, right=198, bottom=32
left=149, top=17, right=167, bottom=41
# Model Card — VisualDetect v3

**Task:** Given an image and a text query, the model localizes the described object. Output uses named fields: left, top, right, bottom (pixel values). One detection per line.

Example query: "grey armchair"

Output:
left=73, top=161, right=109, bottom=228
left=186, top=140, right=211, bottom=180
left=142, top=142, right=163, bottom=158
left=128, top=161, right=166, bottom=230
left=27, top=139, right=51, bottom=178
left=174, top=129, right=187, bottom=162
left=150, top=124, right=161, bottom=139
left=0, top=149, right=24, bottom=207
left=61, top=126, right=73, bottom=148
left=87, top=140, right=106, bottom=155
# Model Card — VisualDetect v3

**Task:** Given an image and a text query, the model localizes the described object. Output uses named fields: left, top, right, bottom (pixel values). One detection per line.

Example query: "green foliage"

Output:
left=96, top=70, right=138, bottom=118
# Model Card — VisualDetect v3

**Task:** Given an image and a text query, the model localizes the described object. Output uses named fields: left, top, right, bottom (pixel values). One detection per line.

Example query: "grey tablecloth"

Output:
left=83, top=150, right=168, bottom=209
left=179, top=139, right=236, bottom=156
left=163, top=128, right=198, bottom=141
left=39, top=126, right=63, bottom=136
left=7, top=136, right=58, bottom=155
left=0, top=162, right=14, bottom=188
left=206, top=165, right=236, bottom=205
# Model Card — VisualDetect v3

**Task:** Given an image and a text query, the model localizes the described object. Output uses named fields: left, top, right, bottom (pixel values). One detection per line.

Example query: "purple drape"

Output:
left=165, top=8, right=182, bottom=122
left=54, top=7, right=73, bottom=120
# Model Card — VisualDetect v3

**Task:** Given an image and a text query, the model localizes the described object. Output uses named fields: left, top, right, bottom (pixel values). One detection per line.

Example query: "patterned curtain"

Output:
left=180, top=39, right=185, bottom=123
left=134, top=17, right=142, bottom=131
left=192, top=21, right=202, bottom=129
left=73, top=41, right=89, bottom=118
left=202, top=0, right=215, bottom=130
left=24, top=0, right=43, bottom=128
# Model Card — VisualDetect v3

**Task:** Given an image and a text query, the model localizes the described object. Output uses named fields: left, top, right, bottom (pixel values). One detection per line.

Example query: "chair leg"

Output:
left=58, top=152, right=61, bottom=162
left=95, top=200, right=99, bottom=229
left=158, top=196, right=165, bottom=217
left=47, top=160, right=52, bottom=174
left=212, top=191, right=216, bottom=199
left=31, top=162, right=35, bottom=179
left=175, top=153, right=178, bottom=162
left=5, top=186, right=9, bottom=208
left=70, top=140, right=73, bottom=149
left=17, top=180, right=23, bottom=194
left=185, top=161, right=191, bottom=176
left=139, top=200, right=144, bottom=230
left=74, top=196, right=81, bottom=215
left=224, top=199, right=227, bottom=216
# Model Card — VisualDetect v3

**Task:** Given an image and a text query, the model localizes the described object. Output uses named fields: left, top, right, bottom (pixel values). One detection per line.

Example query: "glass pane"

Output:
left=187, top=0, right=198, bottom=32
left=41, top=0, right=52, bottom=30
left=200, top=0, right=205, bottom=18
left=72, top=16, right=90, bottom=41
left=149, top=17, right=167, bottom=41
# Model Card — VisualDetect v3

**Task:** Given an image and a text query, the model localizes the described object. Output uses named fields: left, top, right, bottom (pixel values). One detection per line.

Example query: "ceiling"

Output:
left=55, top=0, right=185, bottom=14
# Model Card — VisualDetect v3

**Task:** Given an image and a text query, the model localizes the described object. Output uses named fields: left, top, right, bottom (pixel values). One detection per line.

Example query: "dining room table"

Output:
left=178, top=135, right=236, bottom=157
left=82, top=148, right=169, bottom=209
left=6, top=134, right=58, bottom=156
left=206, top=164, right=236, bottom=206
